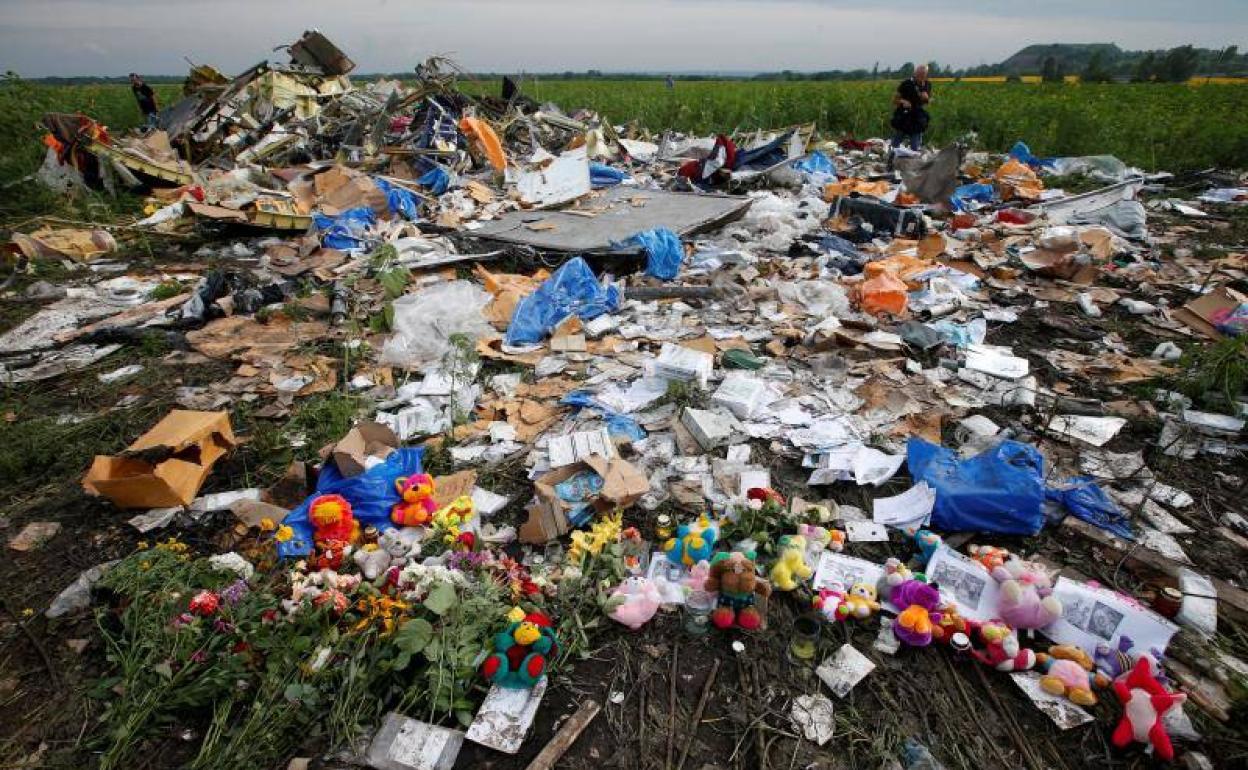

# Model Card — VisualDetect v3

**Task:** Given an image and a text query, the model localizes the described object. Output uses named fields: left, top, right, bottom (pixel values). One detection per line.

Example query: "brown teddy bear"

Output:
left=705, top=552, right=771, bottom=630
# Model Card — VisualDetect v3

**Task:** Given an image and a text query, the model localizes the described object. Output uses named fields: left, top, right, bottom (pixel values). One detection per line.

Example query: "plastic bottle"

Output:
left=859, top=272, right=909, bottom=316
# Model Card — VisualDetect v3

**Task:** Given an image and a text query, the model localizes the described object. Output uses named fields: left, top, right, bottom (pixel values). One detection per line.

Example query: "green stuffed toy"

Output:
left=480, top=608, right=558, bottom=689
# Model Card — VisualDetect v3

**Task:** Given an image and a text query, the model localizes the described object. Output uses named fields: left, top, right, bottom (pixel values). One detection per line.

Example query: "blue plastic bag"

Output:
left=616, top=228, right=683, bottom=281
left=504, top=257, right=622, bottom=346
left=906, top=438, right=1047, bottom=535
left=1047, top=477, right=1134, bottom=540
left=417, top=165, right=452, bottom=196
left=312, top=207, right=376, bottom=251
left=277, top=447, right=426, bottom=558
left=374, top=178, right=421, bottom=220
left=561, top=390, right=647, bottom=442
left=949, top=183, right=996, bottom=213
left=1008, top=141, right=1058, bottom=170
left=589, top=162, right=629, bottom=189
left=793, top=151, right=837, bottom=178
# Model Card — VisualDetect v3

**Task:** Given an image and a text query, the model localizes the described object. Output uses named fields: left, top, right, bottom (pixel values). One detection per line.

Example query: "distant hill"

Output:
left=999, top=44, right=1123, bottom=74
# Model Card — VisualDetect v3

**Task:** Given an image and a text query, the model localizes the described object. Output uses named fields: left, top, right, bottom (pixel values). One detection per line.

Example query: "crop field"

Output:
left=2, top=78, right=1247, bottom=198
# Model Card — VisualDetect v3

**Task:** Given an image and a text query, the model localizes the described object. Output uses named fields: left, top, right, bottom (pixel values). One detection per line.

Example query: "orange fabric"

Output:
left=823, top=178, right=891, bottom=200
left=859, top=272, right=909, bottom=316
left=459, top=117, right=506, bottom=171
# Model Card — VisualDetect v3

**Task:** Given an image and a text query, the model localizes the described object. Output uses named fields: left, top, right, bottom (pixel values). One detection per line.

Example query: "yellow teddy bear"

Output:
left=769, top=535, right=813, bottom=591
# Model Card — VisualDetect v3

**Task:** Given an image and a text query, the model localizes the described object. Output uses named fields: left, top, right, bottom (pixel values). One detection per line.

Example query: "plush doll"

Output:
left=769, top=535, right=813, bottom=591
left=813, top=583, right=848, bottom=623
left=891, top=579, right=943, bottom=647
left=391, top=473, right=437, bottom=527
left=684, top=560, right=711, bottom=593
left=931, top=601, right=970, bottom=645
left=1036, top=645, right=1109, bottom=706
left=967, top=544, right=1011, bottom=572
left=840, top=582, right=881, bottom=620
left=1095, top=635, right=1168, bottom=685
left=877, top=557, right=914, bottom=605
left=991, top=558, right=1062, bottom=631
left=607, top=577, right=663, bottom=630
left=796, top=524, right=846, bottom=553
left=705, top=552, right=771, bottom=631
left=353, top=544, right=392, bottom=580
left=309, top=494, right=359, bottom=570
left=481, top=610, right=558, bottom=688
left=969, top=620, right=1036, bottom=672
left=1112, top=658, right=1187, bottom=762
left=664, top=516, right=718, bottom=567
left=310, top=494, right=359, bottom=546
left=911, top=528, right=943, bottom=567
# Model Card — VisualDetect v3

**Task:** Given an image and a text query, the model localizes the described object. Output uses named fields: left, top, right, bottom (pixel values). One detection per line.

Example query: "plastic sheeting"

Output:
left=313, top=206, right=375, bottom=250
left=589, top=162, right=630, bottom=189
left=1047, top=477, right=1133, bottom=540
left=561, top=390, right=647, bottom=441
left=380, top=280, right=495, bottom=367
left=906, top=438, right=1047, bottom=535
left=620, top=228, right=684, bottom=280
left=950, top=183, right=996, bottom=213
left=374, top=178, right=420, bottom=220
left=277, top=447, right=425, bottom=558
left=418, top=165, right=452, bottom=195
left=503, top=257, right=621, bottom=346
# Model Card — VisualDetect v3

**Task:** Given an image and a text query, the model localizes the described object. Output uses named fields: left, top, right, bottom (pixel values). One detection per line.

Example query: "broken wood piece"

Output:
left=523, top=700, right=600, bottom=770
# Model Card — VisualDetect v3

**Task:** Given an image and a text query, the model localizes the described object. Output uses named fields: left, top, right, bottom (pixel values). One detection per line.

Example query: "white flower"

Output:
left=208, top=552, right=254, bottom=581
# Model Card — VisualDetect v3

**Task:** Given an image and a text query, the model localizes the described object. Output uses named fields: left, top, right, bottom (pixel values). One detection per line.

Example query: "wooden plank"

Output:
left=524, top=700, right=601, bottom=770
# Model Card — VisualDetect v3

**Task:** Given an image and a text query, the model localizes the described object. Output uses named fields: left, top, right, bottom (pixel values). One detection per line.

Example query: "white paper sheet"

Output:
left=872, top=482, right=935, bottom=531
left=813, top=552, right=884, bottom=593
left=924, top=545, right=1000, bottom=622
left=1044, top=576, right=1180, bottom=657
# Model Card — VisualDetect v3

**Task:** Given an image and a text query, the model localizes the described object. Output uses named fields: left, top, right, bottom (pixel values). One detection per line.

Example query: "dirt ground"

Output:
left=2, top=206, right=1248, bottom=770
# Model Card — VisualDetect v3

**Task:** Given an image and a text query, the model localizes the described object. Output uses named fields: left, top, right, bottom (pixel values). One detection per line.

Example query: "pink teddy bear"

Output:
left=991, top=557, right=1062, bottom=631
left=608, top=577, right=662, bottom=630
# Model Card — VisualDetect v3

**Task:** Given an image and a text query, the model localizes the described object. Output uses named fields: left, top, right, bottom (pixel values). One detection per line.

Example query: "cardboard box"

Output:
left=1172, top=286, right=1247, bottom=340
left=83, top=410, right=235, bottom=509
left=324, top=422, right=400, bottom=477
left=681, top=408, right=741, bottom=451
left=519, top=455, right=649, bottom=543
left=711, top=373, right=767, bottom=419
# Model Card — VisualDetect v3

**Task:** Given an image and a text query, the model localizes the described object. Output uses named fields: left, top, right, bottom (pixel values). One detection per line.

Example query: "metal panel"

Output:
left=466, top=187, right=752, bottom=253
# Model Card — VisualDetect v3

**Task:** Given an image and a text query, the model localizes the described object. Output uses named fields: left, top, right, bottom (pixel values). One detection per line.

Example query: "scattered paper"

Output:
left=813, top=552, right=884, bottom=593
left=1048, top=415, right=1127, bottom=447
left=844, top=520, right=888, bottom=542
left=465, top=678, right=547, bottom=754
left=817, top=644, right=876, bottom=698
left=924, top=545, right=1000, bottom=622
left=790, top=694, right=835, bottom=746
left=872, top=482, right=935, bottom=531
left=1010, top=672, right=1094, bottom=729
left=1046, top=576, right=1180, bottom=658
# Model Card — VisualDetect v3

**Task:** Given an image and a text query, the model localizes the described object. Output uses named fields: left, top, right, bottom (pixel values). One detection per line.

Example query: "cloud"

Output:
left=0, top=0, right=1244, bottom=76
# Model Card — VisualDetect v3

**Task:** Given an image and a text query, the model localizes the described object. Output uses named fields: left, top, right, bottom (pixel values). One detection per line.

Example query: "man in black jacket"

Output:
left=130, top=73, right=159, bottom=129
left=889, top=64, right=932, bottom=152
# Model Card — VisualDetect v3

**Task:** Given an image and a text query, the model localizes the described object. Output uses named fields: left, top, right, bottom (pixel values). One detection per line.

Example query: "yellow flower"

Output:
left=136, top=541, right=149, bottom=550
left=259, top=517, right=276, bottom=532
left=275, top=525, right=294, bottom=543
left=20, top=608, right=34, bottom=618
left=506, top=606, right=526, bottom=623
left=140, top=561, right=152, bottom=571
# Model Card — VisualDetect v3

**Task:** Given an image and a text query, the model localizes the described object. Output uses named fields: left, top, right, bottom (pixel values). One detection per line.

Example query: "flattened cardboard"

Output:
left=519, top=455, right=648, bottom=543
left=324, top=421, right=399, bottom=478
left=1172, top=286, right=1247, bottom=340
left=83, top=410, right=235, bottom=509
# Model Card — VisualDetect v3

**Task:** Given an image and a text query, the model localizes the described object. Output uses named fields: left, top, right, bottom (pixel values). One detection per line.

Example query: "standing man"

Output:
left=129, top=73, right=159, bottom=129
left=889, top=64, right=932, bottom=152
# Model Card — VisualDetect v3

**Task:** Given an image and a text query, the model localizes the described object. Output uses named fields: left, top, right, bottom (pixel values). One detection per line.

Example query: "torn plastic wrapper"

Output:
left=1047, top=477, right=1133, bottom=540
left=503, top=257, right=621, bottom=346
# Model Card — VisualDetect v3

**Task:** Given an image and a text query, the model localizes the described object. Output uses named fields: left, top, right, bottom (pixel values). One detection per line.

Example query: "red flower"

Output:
left=746, top=487, right=785, bottom=506
left=521, top=580, right=540, bottom=596
left=189, top=590, right=220, bottom=616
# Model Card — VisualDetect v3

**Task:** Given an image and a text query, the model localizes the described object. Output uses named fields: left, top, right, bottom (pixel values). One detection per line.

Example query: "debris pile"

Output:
left=5, top=32, right=1248, bottom=770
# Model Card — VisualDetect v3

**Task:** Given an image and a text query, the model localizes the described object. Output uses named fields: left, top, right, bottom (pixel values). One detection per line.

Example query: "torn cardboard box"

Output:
left=83, top=410, right=236, bottom=508
left=322, top=421, right=399, bottom=477
left=1172, top=286, right=1247, bottom=340
left=520, top=455, right=648, bottom=543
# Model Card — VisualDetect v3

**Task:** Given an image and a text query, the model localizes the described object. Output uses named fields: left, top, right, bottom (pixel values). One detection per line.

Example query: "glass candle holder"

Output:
left=683, top=590, right=715, bottom=636
left=788, top=614, right=821, bottom=663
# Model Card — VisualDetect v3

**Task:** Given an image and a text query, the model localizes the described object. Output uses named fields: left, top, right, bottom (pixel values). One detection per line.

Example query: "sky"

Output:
left=1, top=0, right=1245, bottom=77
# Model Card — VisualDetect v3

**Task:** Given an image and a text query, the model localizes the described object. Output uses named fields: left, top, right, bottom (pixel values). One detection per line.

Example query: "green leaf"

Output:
left=284, top=683, right=305, bottom=702
left=423, top=582, right=457, bottom=616
left=378, top=268, right=409, bottom=300
left=455, top=709, right=474, bottom=727
left=394, top=618, right=434, bottom=655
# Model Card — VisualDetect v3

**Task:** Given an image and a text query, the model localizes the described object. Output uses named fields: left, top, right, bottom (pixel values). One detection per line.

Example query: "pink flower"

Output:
left=189, top=649, right=209, bottom=664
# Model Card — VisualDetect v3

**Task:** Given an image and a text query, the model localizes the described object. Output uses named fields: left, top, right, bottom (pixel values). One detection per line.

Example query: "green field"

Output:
left=2, top=78, right=1247, bottom=197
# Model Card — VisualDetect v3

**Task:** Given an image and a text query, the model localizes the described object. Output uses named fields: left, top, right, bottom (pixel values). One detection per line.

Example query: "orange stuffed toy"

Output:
left=309, top=494, right=359, bottom=570
left=391, top=473, right=437, bottom=527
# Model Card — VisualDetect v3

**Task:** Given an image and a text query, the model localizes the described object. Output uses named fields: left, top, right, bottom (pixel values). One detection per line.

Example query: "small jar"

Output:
left=656, top=514, right=673, bottom=541
left=683, top=591, right=715, bottom=636
left=1152, top=587, right=1183, bottom=618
